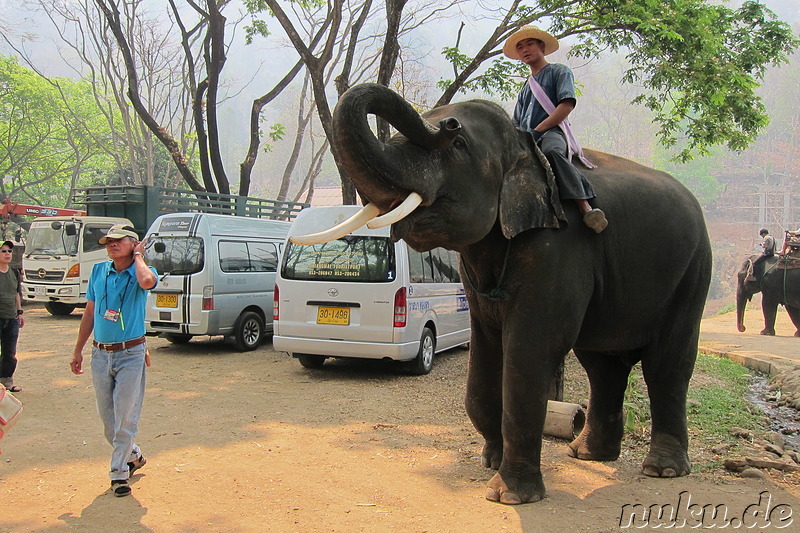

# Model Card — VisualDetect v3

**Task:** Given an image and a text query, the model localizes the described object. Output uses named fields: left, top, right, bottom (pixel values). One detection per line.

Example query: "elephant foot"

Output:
left=485, top=470, right=545, bottom=505
left=760, top=329, right=776, bottom=336
left=481, top=440, right=503, bottom=469
left=642, top=436, right=691, bottom=478
left=566, top=428, right=622, bottom=461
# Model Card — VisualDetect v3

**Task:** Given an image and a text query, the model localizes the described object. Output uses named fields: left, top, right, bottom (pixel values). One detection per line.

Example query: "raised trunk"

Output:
left=332, top=83, right=460, bottom=209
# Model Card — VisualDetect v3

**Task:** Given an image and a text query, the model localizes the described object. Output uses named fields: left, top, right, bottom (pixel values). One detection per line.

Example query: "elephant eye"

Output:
left=452, top=136, right=466, bottom=149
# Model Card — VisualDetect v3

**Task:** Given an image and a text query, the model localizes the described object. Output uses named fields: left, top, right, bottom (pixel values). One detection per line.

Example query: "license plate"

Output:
left=317, top=306, right=350, bottom=325
left=35, top=286, right=47, bottom=295
left=155, top=293, right=179, bottom=308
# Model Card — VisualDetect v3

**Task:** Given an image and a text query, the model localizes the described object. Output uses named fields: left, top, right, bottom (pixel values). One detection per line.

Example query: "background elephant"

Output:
left=322, top=83, right=712, bottom=505
left=736, top=255, right=800, bottom=336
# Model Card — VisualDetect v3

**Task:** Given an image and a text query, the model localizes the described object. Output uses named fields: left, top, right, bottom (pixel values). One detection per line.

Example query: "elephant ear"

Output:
left=499, top=130, right=567, bottom=239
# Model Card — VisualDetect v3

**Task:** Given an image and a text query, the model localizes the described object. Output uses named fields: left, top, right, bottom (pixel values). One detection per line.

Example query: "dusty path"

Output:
left=2, top=305, right=800, bottom=532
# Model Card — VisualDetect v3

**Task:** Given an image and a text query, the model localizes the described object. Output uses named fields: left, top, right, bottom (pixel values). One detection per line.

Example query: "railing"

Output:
left=71, top=185, right=308, bottom=226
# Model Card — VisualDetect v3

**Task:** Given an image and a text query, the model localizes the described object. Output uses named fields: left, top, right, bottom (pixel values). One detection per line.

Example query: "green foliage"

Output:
left=623, top=367, right=650, bottom=438
left=0, top=55, right=120, bottom=205
left=653, top=145, right=725, bottom=206
left=261, top=122, right=286, bottom=153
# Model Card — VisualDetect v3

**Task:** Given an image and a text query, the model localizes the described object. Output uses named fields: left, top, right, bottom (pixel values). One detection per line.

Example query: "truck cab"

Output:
left=21, top=216, right=132, bottom=315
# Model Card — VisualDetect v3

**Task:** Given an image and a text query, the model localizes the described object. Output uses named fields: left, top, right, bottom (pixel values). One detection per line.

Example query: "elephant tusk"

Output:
left=366, top=192, right=423, bottom=229
left=289, top=204, right=381, bottom=245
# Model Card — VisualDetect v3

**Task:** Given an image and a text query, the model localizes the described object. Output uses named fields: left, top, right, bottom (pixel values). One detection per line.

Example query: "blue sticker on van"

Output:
left=457, top=295, right=469, bottom=312
left=409, top=300, right=430, bottom=312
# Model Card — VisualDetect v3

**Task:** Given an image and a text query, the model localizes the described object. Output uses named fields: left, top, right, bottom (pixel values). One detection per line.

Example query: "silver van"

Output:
left=143, top=213, right=290, bottom=351
left=273, top=206, right=470, bottom=374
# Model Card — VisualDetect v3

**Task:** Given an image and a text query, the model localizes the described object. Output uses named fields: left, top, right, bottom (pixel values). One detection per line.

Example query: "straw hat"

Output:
left=502, top=26, right=559, bottom=59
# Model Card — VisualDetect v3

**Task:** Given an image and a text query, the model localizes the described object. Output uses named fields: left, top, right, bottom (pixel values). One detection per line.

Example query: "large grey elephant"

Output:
left=736, top=255, right=800, bottom=336
left=298, top=83, right=712, bottom=505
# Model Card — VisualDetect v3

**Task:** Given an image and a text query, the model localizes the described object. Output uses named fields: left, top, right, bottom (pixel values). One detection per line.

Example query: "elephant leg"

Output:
left=485, top=328, right=571, bottom=505
left=639, top=328, right=697, bottom=477
left=761, top=294, right=778, bottom=335
left=568, top=350, right=635, bottom=461
left=784, top=305, right=800, bottom=337
left=464, top=322, right=504, bottom=470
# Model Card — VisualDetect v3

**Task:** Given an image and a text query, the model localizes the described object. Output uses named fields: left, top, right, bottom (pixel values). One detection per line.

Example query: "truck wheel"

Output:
left=297, top=354, right=326, bottom=369
left=409, top=327, right=435, bottom=375
left=45, top=302, right=75, bottom=316
left=164, top=333, right=192, bottom=344
left=234, top=311, right=264, bottom=351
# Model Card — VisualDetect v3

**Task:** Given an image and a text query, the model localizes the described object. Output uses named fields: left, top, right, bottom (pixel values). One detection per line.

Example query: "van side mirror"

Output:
left=65, top=223, right=77, bottom=236
left=50, top=221, right=63, bottom=230
left=154, top=242, right=166, bottom=253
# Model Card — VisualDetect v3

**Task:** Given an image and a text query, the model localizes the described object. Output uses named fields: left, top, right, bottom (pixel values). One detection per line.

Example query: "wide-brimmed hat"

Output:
left=98, top=224, right=138, bottom=245
left=503, top=26, right=559, bottom=59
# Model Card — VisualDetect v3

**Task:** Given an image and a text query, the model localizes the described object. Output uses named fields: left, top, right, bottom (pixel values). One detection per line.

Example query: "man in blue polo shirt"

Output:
left=70, top=224, right=157, bottom=497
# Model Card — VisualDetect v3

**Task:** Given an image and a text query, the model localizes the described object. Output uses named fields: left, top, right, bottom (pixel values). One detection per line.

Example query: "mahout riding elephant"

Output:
left=295, top=83, right=712, bottom=504
left=736, top=255, right=800, bottom=336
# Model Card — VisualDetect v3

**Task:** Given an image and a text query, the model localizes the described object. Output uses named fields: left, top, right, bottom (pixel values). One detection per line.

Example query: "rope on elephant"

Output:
left=462, top=239, right=513, bottom=301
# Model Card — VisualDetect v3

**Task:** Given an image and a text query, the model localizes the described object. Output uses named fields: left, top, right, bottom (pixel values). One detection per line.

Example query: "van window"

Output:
left=282, top=236, right=395, bottom=282
left=144, top=236, right=204, bottom=275
left=83, top=225, right=113, bottom=253
left=218, top=241, right=279, bottom=273
left=408, top=247, right=460, bottom=283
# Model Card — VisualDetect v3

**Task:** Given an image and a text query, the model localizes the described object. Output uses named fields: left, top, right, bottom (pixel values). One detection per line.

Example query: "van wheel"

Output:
left=45, top=302, right=75, bottom=316
left=234, top=311, right=264, bottom=351
left=297, top=354, right=326, bottom=369
left=409, top=328, right=435, bottom=375
left=164, top=333, right=192, bottom=344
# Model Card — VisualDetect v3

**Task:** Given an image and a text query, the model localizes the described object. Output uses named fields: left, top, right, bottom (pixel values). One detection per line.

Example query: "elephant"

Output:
left=736, top=255, right=800, bottom=336
left=296, top=83, right=712, bottom=505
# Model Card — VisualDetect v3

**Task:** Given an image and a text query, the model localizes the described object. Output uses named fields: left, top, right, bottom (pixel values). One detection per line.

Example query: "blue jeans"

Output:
left=0, top=317, right=20, bottom=387
left=91, top=343, right=146, bottom=481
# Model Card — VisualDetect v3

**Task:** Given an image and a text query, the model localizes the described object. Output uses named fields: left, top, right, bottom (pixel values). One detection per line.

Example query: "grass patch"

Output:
left=715, top=302, right=736, bottom=315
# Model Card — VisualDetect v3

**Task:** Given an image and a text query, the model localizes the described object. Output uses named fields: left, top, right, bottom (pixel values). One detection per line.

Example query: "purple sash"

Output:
left=528, top=76, right=595, bottom=169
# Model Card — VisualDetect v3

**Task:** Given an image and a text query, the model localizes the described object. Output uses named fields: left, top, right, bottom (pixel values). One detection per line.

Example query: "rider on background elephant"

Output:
left=506, top=26, right=607, bottom=233
left=749, top=228, right=775, bottom=282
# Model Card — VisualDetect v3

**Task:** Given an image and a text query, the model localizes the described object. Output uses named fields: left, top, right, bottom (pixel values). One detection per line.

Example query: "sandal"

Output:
left=6, top=385, right=21, bottom=393
left=111, top=480, right=131, bottom=497
left=128, top=455, right=147, bottom=476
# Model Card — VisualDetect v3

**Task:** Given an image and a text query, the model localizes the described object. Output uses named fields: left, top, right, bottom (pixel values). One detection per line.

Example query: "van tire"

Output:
left=164, top=333, right=192, bottom=344
left=234, top=311, right=264, bottom=351
left=409, top=328, right=435, bottom=375
left=297, top=354, right=326, bottom=369
left=45, top=302, right=75, bottom=316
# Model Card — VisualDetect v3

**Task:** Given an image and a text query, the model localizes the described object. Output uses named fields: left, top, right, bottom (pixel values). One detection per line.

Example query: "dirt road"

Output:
left=2, top=305, right=800, bottom=532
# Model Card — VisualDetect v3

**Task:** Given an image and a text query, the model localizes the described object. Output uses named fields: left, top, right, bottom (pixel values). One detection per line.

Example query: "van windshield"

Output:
left=144, top=236, right=204, bottom=275
left=282, top=236, right=395, bottom=282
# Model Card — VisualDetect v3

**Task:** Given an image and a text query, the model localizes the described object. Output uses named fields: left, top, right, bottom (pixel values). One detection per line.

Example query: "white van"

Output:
left=143, top=213, right=291, bottom=351
left=273, top=206, right=470, bottom=374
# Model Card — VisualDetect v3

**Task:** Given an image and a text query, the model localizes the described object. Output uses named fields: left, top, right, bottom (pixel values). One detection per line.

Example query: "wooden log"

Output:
left=543, top=400, right=585, bottom=440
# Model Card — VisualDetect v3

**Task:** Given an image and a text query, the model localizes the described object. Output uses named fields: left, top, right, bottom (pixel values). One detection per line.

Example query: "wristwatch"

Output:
left=16, top=309, right=23, bottom=315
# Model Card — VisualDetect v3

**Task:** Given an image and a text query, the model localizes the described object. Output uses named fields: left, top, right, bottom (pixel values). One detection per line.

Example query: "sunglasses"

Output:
left=0, top=249, right=12, bottom=253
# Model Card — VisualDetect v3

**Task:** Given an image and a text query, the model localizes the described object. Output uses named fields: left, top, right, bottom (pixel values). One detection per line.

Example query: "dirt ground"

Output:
left=2, top=305, right=800, bottom=532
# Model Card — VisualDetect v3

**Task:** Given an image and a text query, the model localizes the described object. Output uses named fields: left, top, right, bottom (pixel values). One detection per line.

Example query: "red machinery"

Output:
left=0, top=199, right=86, bottom=219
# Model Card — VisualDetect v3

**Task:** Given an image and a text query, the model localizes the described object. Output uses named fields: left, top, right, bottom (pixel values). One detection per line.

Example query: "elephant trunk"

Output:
left=736, top=282, right=750, bottom=333
left=332, top=83, right=460, bottom=209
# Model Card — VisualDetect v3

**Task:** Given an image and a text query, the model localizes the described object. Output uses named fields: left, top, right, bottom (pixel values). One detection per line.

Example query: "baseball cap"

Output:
left=1, top=240, right=13, bottom=250
left=98, top=224, right=138, bottom=245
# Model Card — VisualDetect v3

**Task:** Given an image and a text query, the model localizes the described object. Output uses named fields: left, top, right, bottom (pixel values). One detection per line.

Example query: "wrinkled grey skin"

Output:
left=736, top=255, right=800, bottom=336
left=333, top=83, right=712, bottom=505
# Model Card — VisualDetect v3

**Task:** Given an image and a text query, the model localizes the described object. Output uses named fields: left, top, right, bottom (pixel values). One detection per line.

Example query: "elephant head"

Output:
left=294, top=83, right=565, bottom=250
